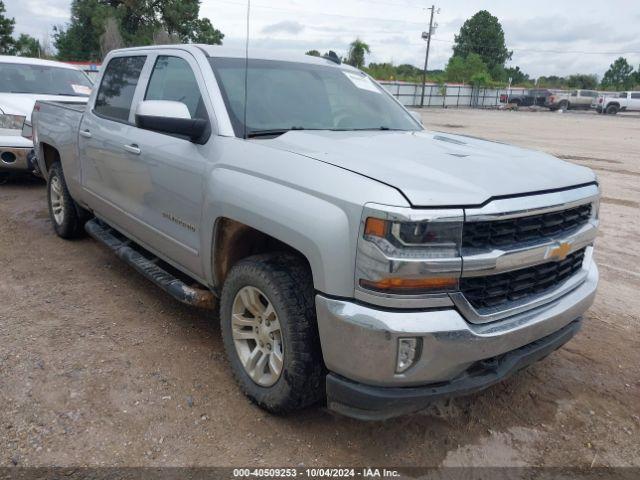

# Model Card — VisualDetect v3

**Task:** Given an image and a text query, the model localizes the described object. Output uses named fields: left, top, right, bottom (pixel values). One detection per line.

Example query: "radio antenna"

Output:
left=243, top=0, right=251, bottom=139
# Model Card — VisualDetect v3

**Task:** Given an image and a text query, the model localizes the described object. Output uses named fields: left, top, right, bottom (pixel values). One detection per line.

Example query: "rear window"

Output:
left=631, top=93, right=640, bottom=99
left=94, top=56, right=146, bottom=122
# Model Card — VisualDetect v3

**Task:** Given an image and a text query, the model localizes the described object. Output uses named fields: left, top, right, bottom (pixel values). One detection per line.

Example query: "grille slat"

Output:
left=460, top=248, right=586, bottom=311
left=463, top=204, right=592, bottom=249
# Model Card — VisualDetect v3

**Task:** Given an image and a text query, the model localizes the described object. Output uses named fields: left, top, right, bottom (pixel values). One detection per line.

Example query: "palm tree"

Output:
left=346, top=39, right=370, bottom=69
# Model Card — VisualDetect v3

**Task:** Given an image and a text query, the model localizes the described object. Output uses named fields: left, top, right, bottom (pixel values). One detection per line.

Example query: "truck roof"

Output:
left=0, top=55, right=82, bottom=70
left=108, top=44, right=357, bottom=70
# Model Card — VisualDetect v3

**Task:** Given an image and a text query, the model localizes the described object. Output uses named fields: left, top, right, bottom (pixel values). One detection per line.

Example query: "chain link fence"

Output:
left=379, top=81, right=527, bottom=108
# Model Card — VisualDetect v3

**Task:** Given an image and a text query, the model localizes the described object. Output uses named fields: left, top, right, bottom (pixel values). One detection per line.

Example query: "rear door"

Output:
left=79, top=54, right=149, bottom=227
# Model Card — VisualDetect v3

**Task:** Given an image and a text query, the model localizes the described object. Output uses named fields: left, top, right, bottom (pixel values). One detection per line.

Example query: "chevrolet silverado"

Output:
left=31, top=45, right=600, bottom=420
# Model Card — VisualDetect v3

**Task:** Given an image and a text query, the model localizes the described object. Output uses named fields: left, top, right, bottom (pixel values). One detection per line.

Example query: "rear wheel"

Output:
left=605, top=104, right=619, bottom=115
left=47, top=162, right=89, bottom=239
left=220, top=253, right=324, bottom=413
left=559, top=100, right=569, bottom=110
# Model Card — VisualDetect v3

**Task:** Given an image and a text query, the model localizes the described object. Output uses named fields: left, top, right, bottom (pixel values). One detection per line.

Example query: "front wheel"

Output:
left=220, top=253, right=324, bottom=413
left=47, top=162, right=89, bottom=239
left=605, top=104, right=619, bottom=115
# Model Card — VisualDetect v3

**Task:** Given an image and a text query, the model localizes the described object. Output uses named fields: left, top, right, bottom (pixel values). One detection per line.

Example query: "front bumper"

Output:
left=316, top=261, right=598, bottom=419
left=0, top=146, right=32, bottom=172
left=1, top=132, right=34, bottom=173
left=327, top=319, right=580, bottom=420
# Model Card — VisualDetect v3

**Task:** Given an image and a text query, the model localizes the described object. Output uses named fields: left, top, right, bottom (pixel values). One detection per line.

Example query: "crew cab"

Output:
left=546, top=90, right=598, bottom=111
left=31, top=45, right=599, bottom=420
left=0, top=56, right=91, bottom=178
left=594, top=91, right=640, bottom=114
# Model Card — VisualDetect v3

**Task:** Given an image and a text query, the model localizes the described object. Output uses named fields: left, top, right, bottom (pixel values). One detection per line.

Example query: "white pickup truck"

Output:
left=594, top=91, right=640, bottom=114
left=0, top=55, right=91, bottom=179
left=31, top=45, right=600, bottom=420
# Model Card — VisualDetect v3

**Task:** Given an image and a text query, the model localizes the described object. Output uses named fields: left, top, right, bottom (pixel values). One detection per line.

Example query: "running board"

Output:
left=85, top=218, right=216, bottom=310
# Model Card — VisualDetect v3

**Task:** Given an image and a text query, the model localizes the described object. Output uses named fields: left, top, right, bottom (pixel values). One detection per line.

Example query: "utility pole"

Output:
left=420, top=5, right=438, bottom=108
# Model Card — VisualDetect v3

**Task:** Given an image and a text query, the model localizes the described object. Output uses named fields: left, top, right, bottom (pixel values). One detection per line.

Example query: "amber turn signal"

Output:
left=364, top=217, right=388, bottom=237
left=360, top=276, right=458, bottom=293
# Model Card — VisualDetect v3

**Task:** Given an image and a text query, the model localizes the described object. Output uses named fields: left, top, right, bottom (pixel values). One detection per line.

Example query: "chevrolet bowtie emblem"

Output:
left=549, top=242, right=572, bottom=261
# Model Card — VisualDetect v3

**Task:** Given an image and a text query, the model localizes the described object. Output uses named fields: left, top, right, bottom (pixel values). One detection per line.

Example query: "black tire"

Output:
left=47, top=162, right=89, bottom=239
left=605, top=104, right=619, bottom=115
left=559, top=100, right=569, bottom=110
left=220, top=253, right=325, bottom=413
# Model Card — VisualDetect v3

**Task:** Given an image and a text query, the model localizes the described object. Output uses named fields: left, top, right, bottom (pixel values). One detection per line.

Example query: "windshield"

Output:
left=209, top=58, right=419, bottom=137
left=0, top=63, right=93, bottom=96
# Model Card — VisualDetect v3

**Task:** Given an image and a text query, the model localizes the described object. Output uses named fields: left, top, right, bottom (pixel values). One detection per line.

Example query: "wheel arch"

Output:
left=39, top=142, right=60, bottom=178
left=211, top=217, right=313, bottom=290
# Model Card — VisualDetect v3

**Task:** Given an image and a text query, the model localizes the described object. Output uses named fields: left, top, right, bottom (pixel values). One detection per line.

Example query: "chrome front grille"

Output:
left=460, top=248, right=586, bottom=310
left=455, top=185, right=599, bottom=323
left=462, top=203, right=592, bottom=249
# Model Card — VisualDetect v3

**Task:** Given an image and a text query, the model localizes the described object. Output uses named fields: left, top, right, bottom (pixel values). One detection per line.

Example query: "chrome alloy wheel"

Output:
left=231, top=286, right=284, bottom=387
left=49, top=176, right=65, bottom=225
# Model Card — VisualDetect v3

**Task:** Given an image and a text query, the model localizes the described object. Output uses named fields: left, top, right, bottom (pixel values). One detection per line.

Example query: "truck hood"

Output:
left=266, top=130, right=596, bottom=206
left=0, top=93, right=88, bottom=120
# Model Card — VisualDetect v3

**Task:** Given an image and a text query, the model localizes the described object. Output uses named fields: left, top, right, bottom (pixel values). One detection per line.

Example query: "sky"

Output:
left=5, top=0, right=640, bottom=78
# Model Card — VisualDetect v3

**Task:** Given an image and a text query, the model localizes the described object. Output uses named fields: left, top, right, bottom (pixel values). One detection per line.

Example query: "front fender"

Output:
left=201, top=167, right=358, bottom=296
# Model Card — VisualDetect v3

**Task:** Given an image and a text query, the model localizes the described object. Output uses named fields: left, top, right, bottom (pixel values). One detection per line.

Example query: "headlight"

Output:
left=356, top=206, right=463, bottom=296
left=0, top=114, right=26, bottom=130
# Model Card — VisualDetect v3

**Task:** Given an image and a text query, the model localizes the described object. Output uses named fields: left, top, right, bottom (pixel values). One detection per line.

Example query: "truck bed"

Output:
left=32, top=99, right=86, bottom=181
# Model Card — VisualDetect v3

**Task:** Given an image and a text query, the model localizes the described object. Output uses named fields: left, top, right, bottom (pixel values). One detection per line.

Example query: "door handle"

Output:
left=79, top=129, right=92, bottom=138
left=123, top=144, right=141, bottom=155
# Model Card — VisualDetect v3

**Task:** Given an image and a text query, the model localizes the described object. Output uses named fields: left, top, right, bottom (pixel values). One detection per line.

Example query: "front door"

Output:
left=121, top=52, right=214, bottom=277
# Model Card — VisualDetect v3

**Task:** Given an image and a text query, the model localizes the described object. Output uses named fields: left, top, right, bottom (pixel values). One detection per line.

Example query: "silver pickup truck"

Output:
left=32, top=45, right=600, bottom=420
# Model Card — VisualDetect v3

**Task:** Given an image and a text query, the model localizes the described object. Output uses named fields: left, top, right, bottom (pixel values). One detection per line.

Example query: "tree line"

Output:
left=0, top=0, right=223, bottom=61
left=1, top=2, right=638, bottom=92
left=308, top=10, right=640, bottom=91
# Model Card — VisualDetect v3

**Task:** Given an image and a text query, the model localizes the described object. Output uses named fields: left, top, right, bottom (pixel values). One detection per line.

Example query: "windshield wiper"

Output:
left=331, top=126, right=405, bottom=132
left=246, top=127, right=306, bottom=138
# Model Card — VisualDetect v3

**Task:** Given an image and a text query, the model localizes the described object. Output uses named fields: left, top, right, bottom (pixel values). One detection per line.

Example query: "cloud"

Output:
left=261, top=21, right=305, bottom=35
left=503, top=17, right=636, bottom=44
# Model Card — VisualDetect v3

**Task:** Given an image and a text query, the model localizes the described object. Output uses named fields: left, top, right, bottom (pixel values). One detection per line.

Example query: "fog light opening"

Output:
left=396, top=337, right=421, bottom=374
left=1, top=151, right=16, bottom=164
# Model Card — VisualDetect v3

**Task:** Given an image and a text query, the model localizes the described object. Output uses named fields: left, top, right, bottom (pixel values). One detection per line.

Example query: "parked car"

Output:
left=546, top=90, right=598, bottom=110
left=594, top=91, right=640, bottom=114
left=0, top=56, right=91, bottom=179
left=500, top=88, right=552, bottom=107
left=590, top=92, right=616, bottom=110
left=32, top=45, right=600, bottom=420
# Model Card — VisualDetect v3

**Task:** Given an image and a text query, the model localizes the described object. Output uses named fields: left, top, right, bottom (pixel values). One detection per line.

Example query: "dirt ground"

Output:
left=0, top=108, right=638, bottom=468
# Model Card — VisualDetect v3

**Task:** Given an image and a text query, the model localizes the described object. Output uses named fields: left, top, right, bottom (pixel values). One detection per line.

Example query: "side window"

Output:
left=145, top=56, right=207, bottom=120
left=619, top=92, right=628, bottom=98
left=631, top=93, right=640, bottom=99
left=571, top=91, right=577, bottom=97
left=94, top=56, right=146, bottom=122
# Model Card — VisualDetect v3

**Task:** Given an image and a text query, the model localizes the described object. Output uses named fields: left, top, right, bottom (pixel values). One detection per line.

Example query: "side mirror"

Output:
left=135, top=100, right=208, bottom=143
left=410, top=111, right=423, bottom=126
